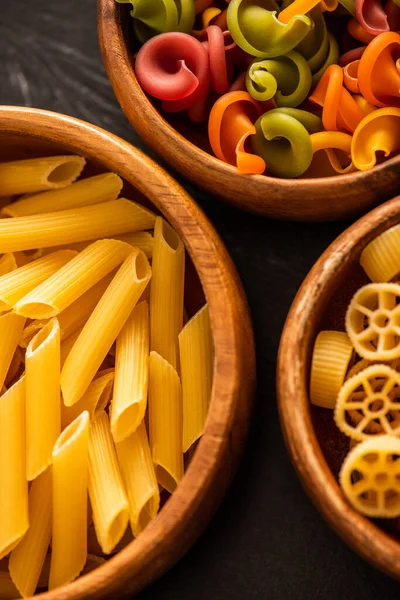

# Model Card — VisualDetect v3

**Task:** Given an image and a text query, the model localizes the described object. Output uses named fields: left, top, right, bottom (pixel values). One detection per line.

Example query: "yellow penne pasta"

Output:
left=150, top=218, right=185, bottom=369
left=0, top=378, right=28, bottom=559
left=0, top=571, right=21, bottom=599
left=61, top=371, right=114, bottom=429
left=5, top=346, right=24, bottom=389
left=0, top=199, right=155, bottom=253
left=149, top=351, right=183, bottom=493
left=38, top=554, right=105, bottom=590
left=15, top=239, right=132, bottom=319
left=0, top=250, right=76, bottom=312
left=0, top=156, right=85, bottom=196
left=60, top=330, right=81, bottom=367
left=0, top=254, right=17, bottom=277
left=1, top=173, right=122, bottom=217
left=0, top=313, right=26, bottom=392
left=49, top=411, right=90, bottom=591
left=111, top=301, right=149, bottom=442
left=88, top=411, right=129, bottom=555
left=115, top=422, right=160, bottom=537
left=19, top=271, right=116, bottom=349
left=26, top=318, right=61, bottom=481
left=61, top=250, right=152, bottom=406
left=179, top=304, right=214, bottom=453
left=39, top=232, right=154, bottom=258
left=9, top=468, right=52, bottom=598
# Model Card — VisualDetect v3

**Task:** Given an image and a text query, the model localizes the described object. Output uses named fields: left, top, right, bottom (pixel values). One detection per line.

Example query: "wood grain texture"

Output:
left=277, top=196, right=400, bottom=580
left=98, top=0, right=400, bottom=222
left=0, top=106, right=255, bottom=599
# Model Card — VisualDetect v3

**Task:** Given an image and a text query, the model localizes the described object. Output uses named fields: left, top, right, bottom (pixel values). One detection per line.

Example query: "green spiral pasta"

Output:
left=246, top=51, right=312, bottom=107
left=338, top=0, right=356, bottom=15
left=251, top=108, right=322, bottom=177
left=227, top=0, right=312, bottom=59
left=117, top=0, right=196, bottom=44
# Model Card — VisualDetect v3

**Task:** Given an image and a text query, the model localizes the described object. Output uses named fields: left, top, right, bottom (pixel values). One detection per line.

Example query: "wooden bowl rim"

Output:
left=277, top=194, right=400, bottom=579
left=97, top=0, right=400, bottom=221
left=0, top=106, right=256, bottom=599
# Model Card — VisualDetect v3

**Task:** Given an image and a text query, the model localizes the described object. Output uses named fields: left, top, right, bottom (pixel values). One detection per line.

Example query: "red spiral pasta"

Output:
left=339, top=46, right=366, bottom=67
left=201, top=26, right=235, bottom=94
left=135, top=32, right=210, bottom=115
left=355, top=0, right=389, bottom=36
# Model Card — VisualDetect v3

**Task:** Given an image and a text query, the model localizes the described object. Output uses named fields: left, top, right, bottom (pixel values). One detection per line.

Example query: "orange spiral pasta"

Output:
left=208, top=91, right=266, bottom=173
left=278, top=0, right=338, bottom=24
left=348, top=18, right=375, bottom=44
left=309, top=131, right=354, bottom=174
left=192, top=6, right=228, bottom=37
left=343, top=60, right=360, bottom=94
left=351, top=107, right=400, bottom=169
left=358, top=31, right=400, bottom=107
left=310, top=64, right=365, bottom=133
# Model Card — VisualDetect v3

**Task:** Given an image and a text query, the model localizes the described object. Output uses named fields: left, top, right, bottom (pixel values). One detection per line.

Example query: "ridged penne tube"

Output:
left=9, top=468, right=52, bottom=598
left=60, top=330, right=81, bottom=367
left=0, top=313, right=26, bottom=392
left=38, top=554, right=105, bottom=590
left=26, top=318, right=61, bottom=481
left=19, top=271, right=116, bottom=349
left=0, top=156, right=85, bottom=196
left=0, top=253, right=17, bottom=276
left=111, top=301, right=149, bottom=442
left=0, top=250, right=76, bottom=312
left=61, top=371, right=114, bottom=429
left=310, top=330, right=354, bottom=409
left=1, top=173, right=123, bottom=217
left=149, top=352, right=184, bottom=493
left=150, top=218, right=185, bottom=369
left=40, top=232, right=154, bottom=258
left=88, top=411, right=129, bottom=555
left=61, top=250, right=152, bottom=406
left=49, top=411, right=90, bottom=590
left=179, top=304, right=214, bottom=452
left=15, top=240, right=132, bottom=319
left=0, top=199, right=156, bottom=253
left=116, top=422, right=160, bottom=537
left=0, top=378, right=28, bottom=559
left=360, top=224, right=400, bottom=282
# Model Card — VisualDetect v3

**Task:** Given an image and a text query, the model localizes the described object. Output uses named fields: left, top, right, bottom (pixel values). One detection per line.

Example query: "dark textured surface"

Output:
left=1, top=1, right=400, bottom=598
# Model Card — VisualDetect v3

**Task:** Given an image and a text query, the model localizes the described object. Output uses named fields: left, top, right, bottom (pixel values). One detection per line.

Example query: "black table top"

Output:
left=1, top=1, right=399, bottom=598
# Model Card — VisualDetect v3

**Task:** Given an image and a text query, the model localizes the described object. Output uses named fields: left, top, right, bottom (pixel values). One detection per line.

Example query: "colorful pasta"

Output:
left=351, top=107, right=400, bottom=170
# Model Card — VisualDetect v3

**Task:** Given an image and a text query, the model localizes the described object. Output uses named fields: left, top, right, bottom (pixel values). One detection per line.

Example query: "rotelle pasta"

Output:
left=0, top=157, right=214, bottom=594
left=124, top=0, right=400, bottom=180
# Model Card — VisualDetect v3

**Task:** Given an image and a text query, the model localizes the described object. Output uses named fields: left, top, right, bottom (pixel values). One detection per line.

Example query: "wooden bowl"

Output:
left=277, top=194, right=400, bottom=579
left=98, top=0, right=400, bottom=222
left=0, top=106, right=255, bottom=599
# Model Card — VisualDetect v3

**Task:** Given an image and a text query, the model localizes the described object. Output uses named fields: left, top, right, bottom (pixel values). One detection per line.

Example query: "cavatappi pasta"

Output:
left=309, top=221, right=400, bottom=520
left=0, top=156, right=214, bottom=596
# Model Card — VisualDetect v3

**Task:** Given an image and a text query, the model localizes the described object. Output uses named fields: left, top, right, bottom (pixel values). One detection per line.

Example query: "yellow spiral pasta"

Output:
left=335, top=364, right=400, bottom=440
left=310, top=330, right=354, bottom=408
left=346, top=283, right=400, bottom=360
left=360, top=224, right=400, bottom=283
left=339, top=435, right=400, bottom=518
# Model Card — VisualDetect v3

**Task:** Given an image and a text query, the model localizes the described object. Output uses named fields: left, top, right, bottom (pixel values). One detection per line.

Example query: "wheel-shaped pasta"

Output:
left=346, top=283, right=400, bottom=360
left=339, top=435, right=400, bottom=517
left=335, top=364, right=400, bottom=440
left=310, top=330, right=354, bottom=408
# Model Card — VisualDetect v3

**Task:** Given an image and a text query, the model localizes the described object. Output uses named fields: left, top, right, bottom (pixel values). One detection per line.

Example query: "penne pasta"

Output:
left=49, top=412, right=90, bottom=591
left=13, top=250, right=43, bottom=268
left=60, top=330, right=81, bottom=368
left=26, top=318, right=61, bottom=481
left=88, top=411, right=129, bottom=555
left=0, top=250, right=76, bottom=312
left=19, top=271, right=116, bottom=349
left=0, top=156, right=85, bottom=196
left=61, top=250, right=152, bottom=406
left=0, top=199, right=155, bottom=253
left=39, top=232, right=154, bottom=258
left=149, top=351, right=184, bottom=493
left=38, top=554, right=105, bottom=590
left=179, top=304, right=214, bottom=452
left=150, top=218, right=185, bottom=369
left=115, top=422, right=160, bottom=537
left=0, top=313, right=26, bottom=392
left=111, top=301, right=149, bottom=442
left=61, top=371, right=114, bottom=429
left=5, top=346, right=24, bottom=389
left=0, top=253, right=17, bottom=277
left=1, top=173, right=122, bottom=218
left=15, top=239, right=132, bottom=319
left=9, top=468, right=52, bottom=598
left=0, top=378, right=29, bottom=559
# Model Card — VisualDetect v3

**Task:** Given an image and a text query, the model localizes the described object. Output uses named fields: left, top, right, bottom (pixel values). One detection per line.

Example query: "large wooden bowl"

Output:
left=0, top=106, right=255, bottom=599
left=277, top=194, right=400, bottom=579
left=98, top=0, right=400, bottom=222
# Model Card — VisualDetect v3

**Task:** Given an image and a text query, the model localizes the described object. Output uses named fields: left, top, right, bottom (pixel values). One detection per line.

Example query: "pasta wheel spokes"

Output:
left=339, top=435, right=400, bottom=517
left=346, top=283, right=400, bottom=360
left=335, top=364, right=400, bottom=440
